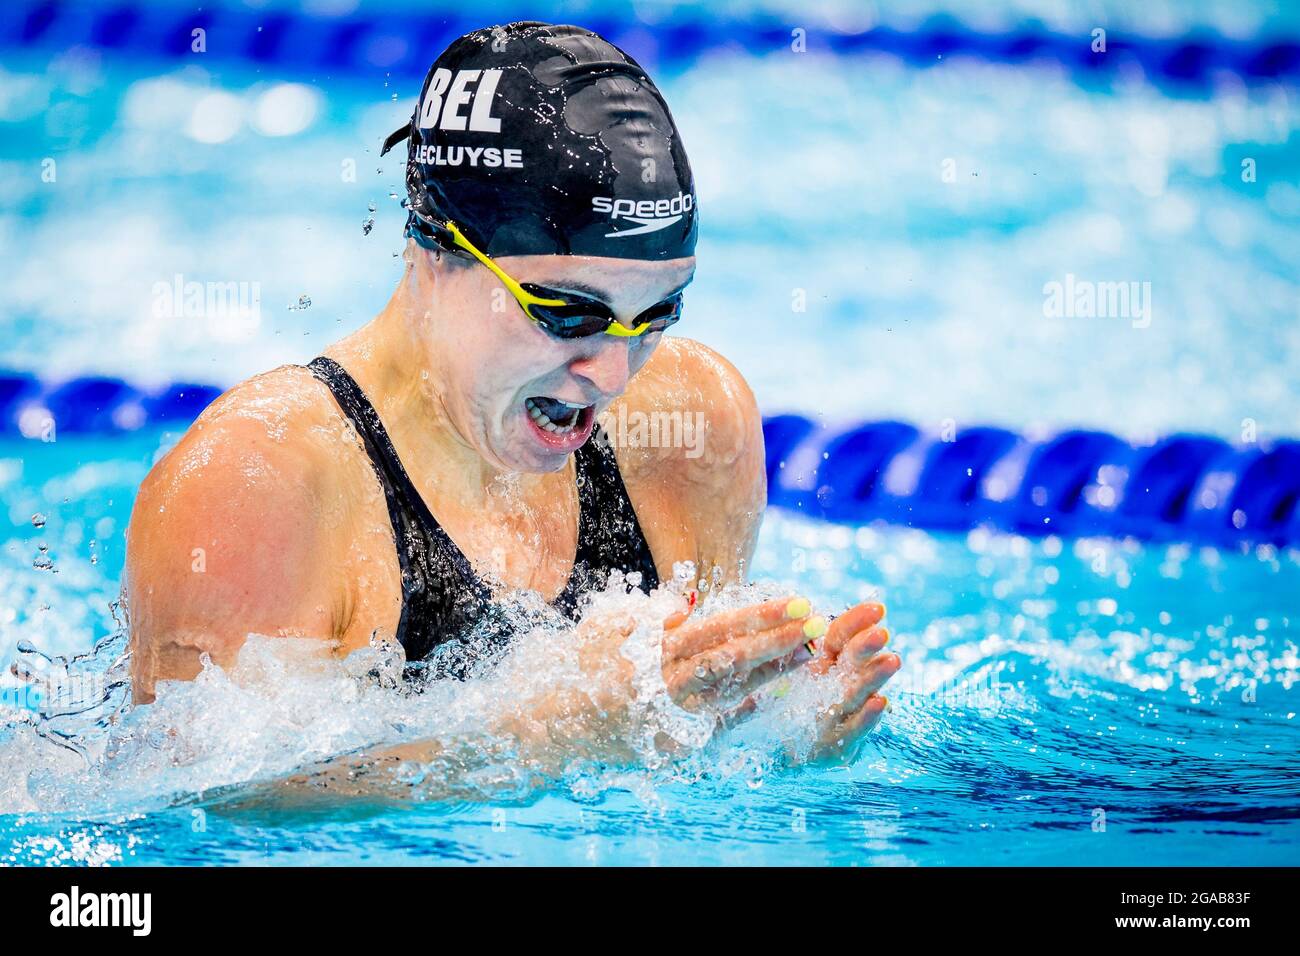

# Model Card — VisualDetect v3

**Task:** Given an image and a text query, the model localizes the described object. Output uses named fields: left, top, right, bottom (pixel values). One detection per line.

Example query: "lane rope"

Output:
left=3, top=370, right=1296, bottom=545
left=1, top=2, right=1297, bottom=90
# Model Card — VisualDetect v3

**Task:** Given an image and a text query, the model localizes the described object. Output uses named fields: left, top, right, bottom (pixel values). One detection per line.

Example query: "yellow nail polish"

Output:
left=879, top=628, right=890, bottom=646
left=785, top=597, right=811, bottom=619
left=802, top=615, right=827, bottom=640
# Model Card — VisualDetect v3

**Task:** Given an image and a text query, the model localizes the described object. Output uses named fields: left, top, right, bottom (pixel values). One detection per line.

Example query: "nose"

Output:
left=568, top=339, right=632, bottom=399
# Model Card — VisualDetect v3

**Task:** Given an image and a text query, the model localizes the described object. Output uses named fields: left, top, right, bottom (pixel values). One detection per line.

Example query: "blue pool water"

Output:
left=1, top=429, right=1296, bottom=865
left=2, top=1, right=1299, bottom=865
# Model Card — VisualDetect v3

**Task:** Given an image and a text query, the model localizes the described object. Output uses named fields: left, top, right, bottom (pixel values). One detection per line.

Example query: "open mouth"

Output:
left=524, top=396, right=595, bottom=445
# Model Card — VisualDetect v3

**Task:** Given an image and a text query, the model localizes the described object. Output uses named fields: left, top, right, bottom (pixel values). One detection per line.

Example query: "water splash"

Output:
left=0, top=573, right=839, bottom=816
left=4, top=496, right=1298, bottom=864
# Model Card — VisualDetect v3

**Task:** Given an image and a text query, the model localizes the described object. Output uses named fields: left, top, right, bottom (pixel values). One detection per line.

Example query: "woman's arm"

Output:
left=206, top=596, right=832, bottom=807
left=125, top=381, right=346, bottom=703
left=613, top=337, right=768, bottom=589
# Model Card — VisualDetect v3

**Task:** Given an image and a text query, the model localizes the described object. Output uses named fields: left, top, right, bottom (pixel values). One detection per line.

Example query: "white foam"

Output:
left=0, top=568, right=846, bottom=813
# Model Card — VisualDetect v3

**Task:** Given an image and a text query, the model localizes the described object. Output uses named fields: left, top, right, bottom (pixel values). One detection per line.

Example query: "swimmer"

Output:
left=124, top=22, right=900, bottom=764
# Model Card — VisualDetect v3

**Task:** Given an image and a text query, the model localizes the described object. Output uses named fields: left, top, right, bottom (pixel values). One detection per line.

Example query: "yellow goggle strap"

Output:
left=445, top=220, right=567, bottom=311
left=444, top=221, right=653, bottom=338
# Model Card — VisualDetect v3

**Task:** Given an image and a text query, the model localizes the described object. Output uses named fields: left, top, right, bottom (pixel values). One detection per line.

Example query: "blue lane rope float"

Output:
left=2, top=370, right=1298, bottom=547
left=764, top=416, right=1300, bottom=548
left=0, top=370, right=222, bottom=437
left=1, top=1, right=1298, bottom=91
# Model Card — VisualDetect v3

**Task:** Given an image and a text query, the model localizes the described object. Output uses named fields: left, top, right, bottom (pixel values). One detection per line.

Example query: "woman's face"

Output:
left=419, top=247, right=696, bottom=473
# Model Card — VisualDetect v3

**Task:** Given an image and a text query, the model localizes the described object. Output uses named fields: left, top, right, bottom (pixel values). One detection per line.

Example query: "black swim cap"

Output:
left=381, top=21, right=697, bottom=261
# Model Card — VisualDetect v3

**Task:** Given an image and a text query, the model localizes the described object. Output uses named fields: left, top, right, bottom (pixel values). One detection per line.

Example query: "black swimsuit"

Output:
left=307, top=357, right=659, bottom=681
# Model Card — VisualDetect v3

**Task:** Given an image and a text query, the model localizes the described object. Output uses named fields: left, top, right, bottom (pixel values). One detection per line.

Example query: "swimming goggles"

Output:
left=406, top=212, right=684, bottom=340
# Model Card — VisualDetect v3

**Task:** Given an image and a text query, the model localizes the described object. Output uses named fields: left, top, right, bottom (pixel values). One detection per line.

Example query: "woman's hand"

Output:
left=803, top=601, right=900, bottom=763
left=511, top=592, right=823, bottom=764
left=238, top=595, right=901, bottom=803
left=660, top=593, right=826, bottom=708
left=572, top=594, right=900, bottom=765
left=569, top=592, right=823, bottom=712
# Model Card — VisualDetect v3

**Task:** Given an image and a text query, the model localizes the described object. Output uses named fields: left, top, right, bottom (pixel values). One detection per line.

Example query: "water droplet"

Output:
left=30, top=513, right=46, bottom=528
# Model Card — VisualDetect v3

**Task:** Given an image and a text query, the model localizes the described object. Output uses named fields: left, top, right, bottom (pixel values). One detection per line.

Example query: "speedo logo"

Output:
left=593, top=192, right=694, bottom=238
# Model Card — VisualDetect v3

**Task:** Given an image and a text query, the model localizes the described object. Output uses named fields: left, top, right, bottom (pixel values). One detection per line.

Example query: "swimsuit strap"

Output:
left=557, top=425, right=662, bottom=614
left=306, top=357, right=659, bottom=674
left=307, top=357, right=491, bottom=661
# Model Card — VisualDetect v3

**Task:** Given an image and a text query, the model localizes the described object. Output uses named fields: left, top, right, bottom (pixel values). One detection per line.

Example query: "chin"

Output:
left=486, top=426, right=570, bottom=474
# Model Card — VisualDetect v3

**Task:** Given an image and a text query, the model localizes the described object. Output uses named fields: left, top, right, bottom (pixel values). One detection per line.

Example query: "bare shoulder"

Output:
left=167, top=363, right=343, bottom=459
left=132, top=364, right=344, bottom=516
left=608, top=338, right=767, bottom=582
left=125, top=365, right=358, bottom=698
left=614, top=336, right=765, bottom=481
